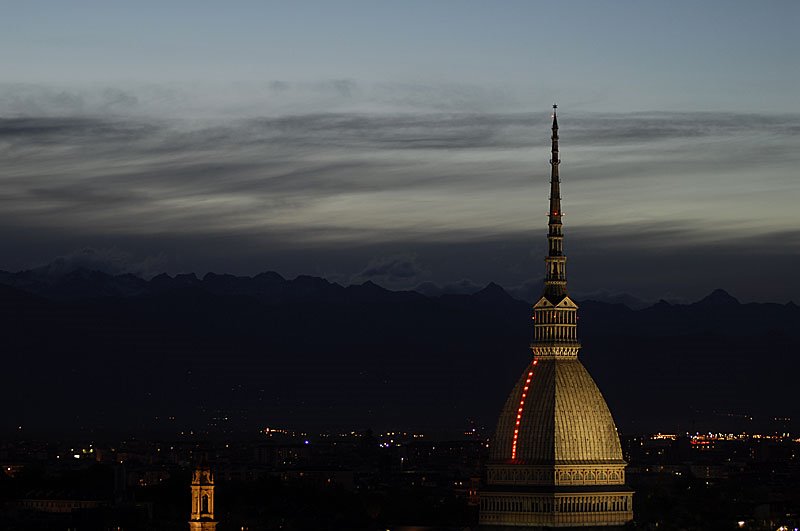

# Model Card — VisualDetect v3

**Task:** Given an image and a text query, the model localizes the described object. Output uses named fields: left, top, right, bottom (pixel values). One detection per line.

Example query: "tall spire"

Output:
left=531, top=105, right=580, bottom=360
left=543, top=104, right=567, bottom=301
left=549, top=103, right=561, bottom=227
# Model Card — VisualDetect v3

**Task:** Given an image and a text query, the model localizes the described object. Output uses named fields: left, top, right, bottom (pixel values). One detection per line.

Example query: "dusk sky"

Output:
left=2, top=1, right=798, bottom=303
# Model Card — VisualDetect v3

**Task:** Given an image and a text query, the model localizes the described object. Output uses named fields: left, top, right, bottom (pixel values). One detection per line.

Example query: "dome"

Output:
left=490, top=357, right=624, bottom=465
left=479, top=109, right=632, bottom=527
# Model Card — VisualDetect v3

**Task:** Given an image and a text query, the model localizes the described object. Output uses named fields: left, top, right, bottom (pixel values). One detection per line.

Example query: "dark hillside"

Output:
left=2, top=271, right=798, bottom=438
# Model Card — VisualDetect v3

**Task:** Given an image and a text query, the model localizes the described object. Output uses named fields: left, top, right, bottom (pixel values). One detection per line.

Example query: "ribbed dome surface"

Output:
left=490, top=358, right=624, bottom=464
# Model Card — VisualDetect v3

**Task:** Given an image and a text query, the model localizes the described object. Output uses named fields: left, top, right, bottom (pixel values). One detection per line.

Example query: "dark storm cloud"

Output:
left=1, top=111, right=795, bottom=211
left=356, top=255, right=424, bottom=281
left=36, top=247, right=165, bottom=278
left=3, top=110, right=795, bottom=159
left=571, top=221, right=800, bottom=255
left=2, top=101, right=799, bottom=302
left=1, top=113, right=532, bottom=231
left=2, top=110, right=795, bottom=181
left=248, top=113, right=511, bottom=150
left=566, top=111, right=800, bottom=145
left=0, top=112, right=793, bottom=223
left=0, top=117, right=159, bottom=145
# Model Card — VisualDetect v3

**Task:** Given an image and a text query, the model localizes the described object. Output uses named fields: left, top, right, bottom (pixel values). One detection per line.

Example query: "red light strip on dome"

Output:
left=510, top=359, right=537, bottom=460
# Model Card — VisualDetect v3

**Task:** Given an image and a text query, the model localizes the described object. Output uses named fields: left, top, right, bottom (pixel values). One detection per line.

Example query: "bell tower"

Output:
left=189, top=466, right=217, bottom=531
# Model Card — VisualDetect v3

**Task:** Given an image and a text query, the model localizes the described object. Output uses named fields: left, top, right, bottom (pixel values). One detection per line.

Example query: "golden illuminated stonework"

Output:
left=189, top=466, right=217, bottom=531
left=479, top=106, right=633, bottom=528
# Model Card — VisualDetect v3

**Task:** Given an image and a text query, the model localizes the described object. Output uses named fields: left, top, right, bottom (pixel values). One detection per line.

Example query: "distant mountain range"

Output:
left=1, top=268, right=798, bottom=439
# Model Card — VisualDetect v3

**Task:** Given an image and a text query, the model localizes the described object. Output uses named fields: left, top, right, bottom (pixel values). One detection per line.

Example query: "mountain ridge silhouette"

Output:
left=2, top=268, right=798, bottom=438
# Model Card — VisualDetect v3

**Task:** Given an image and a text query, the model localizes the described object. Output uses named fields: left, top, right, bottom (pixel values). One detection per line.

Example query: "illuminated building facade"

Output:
left=189, top=466, right=217, bottom=531
left=479, top=107, right=633, bottom=528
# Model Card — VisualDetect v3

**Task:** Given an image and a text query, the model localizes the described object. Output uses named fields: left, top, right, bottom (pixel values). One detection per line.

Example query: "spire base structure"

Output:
left=532, top=104, right=580, bottom=359
left=479, top=107, right=633, bottom=528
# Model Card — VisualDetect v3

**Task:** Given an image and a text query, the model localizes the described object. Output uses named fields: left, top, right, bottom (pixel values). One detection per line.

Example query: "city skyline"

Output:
left=2, top=6, right=799, bottom=527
